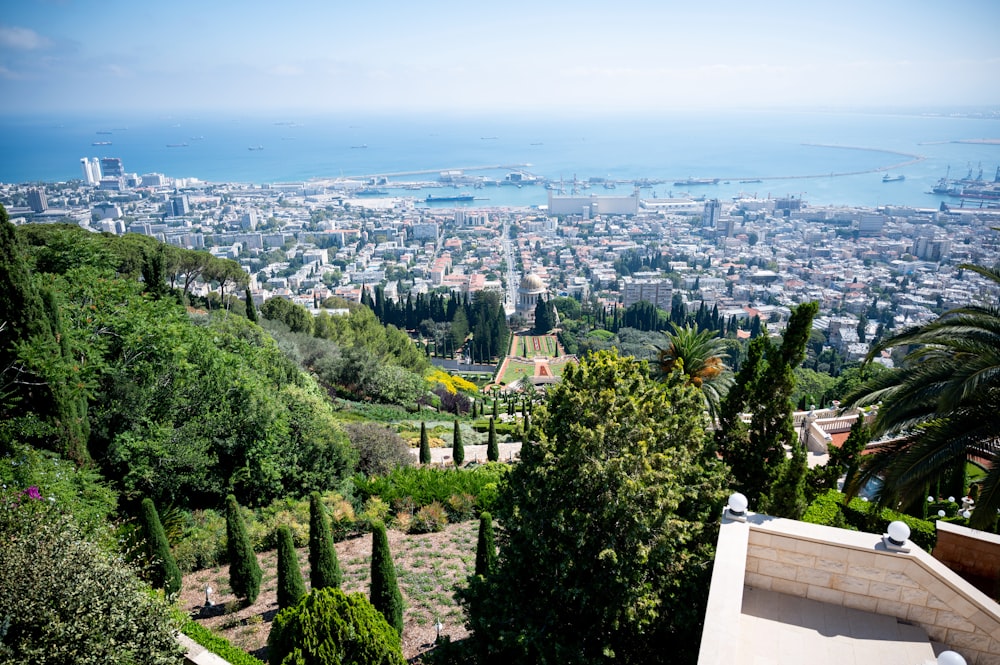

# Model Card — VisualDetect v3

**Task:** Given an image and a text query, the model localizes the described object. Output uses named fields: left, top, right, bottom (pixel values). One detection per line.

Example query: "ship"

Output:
left=91, top=141, right=112, bottom=146
left=739, top=179, right=763, bottom=184
left=166, top=143, right=189, bottom=148
left=673, top=177, right=719, bottom=186
left=350, top=144, right=367, bottom=149
left=248, top=145, right=263, bottom=151
left=426, top=194, right=474, bottom=203
left=882, top=174, right=905, bottom=182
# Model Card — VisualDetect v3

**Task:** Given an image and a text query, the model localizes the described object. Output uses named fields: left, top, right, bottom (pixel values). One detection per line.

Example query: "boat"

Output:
left=91, top=141, right=112, bottom=146
left=740, top=179, right=763, bottom=184
left=426, top=194, right=474, bottom=203
left=355, top=188, right=389, bottom=196
left=248, top=145, right=263, bottom=151
left=882, top=174, right=905, bottom=182
left=673, top=177, right=719, bottom=186
left=350, top=144, right=367, bottom=149
left=96, top=131, right=112, bottom=135
left=166, top=143, right=188, bottom=148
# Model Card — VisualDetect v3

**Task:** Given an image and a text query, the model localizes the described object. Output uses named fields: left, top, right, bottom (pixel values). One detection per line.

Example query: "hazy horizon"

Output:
left=3, top=0, right=999, bottom=115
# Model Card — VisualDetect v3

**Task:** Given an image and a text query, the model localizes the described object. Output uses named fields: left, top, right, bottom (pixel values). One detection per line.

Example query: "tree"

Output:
left=226, top=494, right=262, bottom=604
left=0, top=496, right=185, bottom=665
left=309, top=492, right=342, bottom=590
left=460, top=350, right=729, bottom=664
left=419, top=421, right=431, bottom=465
left=474, top=511, right=497, bottom=577
left=486, top=417, right=499, bottom=462
left=845, top=263, right=1000, bottom=528
left=276, top=526, right=306, bottom=610
left=654, top=322, right=733, bottom=425
left=369, top=522, right=404, bottom=635
left=245, top=287, right=258, bottom=324
left=716, top=302, right=818, bottom=508
left=452, top=419, right=464, bottom=467
left=534, top=297, right=555, bottom=334
left=268, top=587, right=405, bottom=665
left=138, top=497, right=182, bottom=596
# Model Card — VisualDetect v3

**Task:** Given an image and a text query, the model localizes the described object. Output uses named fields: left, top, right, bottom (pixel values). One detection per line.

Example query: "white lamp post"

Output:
left=938, top=650, right=967, bottom=665
left=882, top=520, right=910, bottom=552
left=725, top=492, right=748, bottom=522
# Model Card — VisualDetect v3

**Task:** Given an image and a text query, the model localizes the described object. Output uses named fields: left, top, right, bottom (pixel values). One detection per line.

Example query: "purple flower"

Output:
left=24, top=486, right=42, bottom=500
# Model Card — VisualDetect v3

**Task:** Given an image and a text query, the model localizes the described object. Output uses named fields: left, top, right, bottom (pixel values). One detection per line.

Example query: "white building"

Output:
left=516, top=273, right=547, bottom=323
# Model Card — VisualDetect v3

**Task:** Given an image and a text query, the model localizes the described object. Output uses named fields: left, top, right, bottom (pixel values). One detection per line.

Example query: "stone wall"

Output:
left=933, top=520, right=1000, bottom=599
left=744, top=523, right=1000, bottom=665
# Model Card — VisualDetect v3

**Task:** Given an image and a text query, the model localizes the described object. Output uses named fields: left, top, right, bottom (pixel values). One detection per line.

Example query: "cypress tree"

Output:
left=492, top=398, right=499, bottom=419
left=308, top=492, right=342, bottom=590
left=369, top=522, right=404, bottom=635
left=523, top=413, right=531, bottom=441
left=487, top=417, right=499, bottom=462
left=474, top=511, right=497, bottom=577
left=276, top=526, right=306, bottom=610
left=419, top=421, right=431, bottom=465
left=139, top=498, right=182, bottom=595
left=245, top=286, right=258, bottom=324
left=452, top=419, right=464, bottom=466
left=226, top=494, right=262, bottom=604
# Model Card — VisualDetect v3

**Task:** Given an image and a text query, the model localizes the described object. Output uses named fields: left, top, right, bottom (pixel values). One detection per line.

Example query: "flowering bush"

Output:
left=0, top=484, right=182, bottom=665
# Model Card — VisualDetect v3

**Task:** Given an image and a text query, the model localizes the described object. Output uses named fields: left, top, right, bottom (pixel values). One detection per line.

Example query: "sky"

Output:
left=1, top=0, right=999, bottom=115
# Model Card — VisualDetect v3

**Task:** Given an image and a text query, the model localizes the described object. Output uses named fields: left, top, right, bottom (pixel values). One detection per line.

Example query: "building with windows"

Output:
left=516, top=273, right=547, bottom=323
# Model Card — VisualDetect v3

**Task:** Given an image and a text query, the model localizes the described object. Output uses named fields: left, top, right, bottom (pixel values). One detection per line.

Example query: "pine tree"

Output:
left=487, top=417, right=499, bottom=462
left=452, top=419, right=464, bottom=466
left=474, top=511, right=497, bottom=577
left=369, top=522, right=404, bottom=635
left=419, top=421, right=431, bottom=465
left=245, top=287, right=258, bottom=324
left=523, top=413, right=531, bottom=441
left=765, top=441, right=808, bottom=519
left=276, top=526, right=306, bottom=610
left=226, top=494, right=262, bottom=604
left=139, top=498, right=182, bottom=595
left=308, top=492, right=342, bottom=590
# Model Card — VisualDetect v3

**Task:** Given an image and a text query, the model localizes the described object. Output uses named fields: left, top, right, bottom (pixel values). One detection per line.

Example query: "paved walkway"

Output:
left=409, top=442, right=522, bottom=465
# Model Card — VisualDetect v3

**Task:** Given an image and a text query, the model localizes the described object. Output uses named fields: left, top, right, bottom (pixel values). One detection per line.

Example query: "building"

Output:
left=412, top=222, right=440, bottom=241
left=168, top=195, right=190, bottom=217
left=516, top=273, right=547, bottom=323
left=859, top=213, right=886, bottom=236
left=100, top=158, right=124, bottom=179
left=27, top=189, right=48, bottom=213
left=703, top=198, right=722, bottom=229
left=547, top=191, right=640, bottom=217
left=622, top=277, right=673, bottom=310
left=80, top=158, right=101, bottom=185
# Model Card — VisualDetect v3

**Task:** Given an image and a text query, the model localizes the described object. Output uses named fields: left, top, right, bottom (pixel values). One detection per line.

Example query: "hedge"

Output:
left=803, top=490, right=938, bottom=551
left=180, top=618, right=266, bottom=665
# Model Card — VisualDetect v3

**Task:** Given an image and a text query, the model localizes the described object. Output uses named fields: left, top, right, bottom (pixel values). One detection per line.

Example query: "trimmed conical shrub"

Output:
left=268, top=587, right=405, bottom=665
left=226, top=494, right=262, bottom=604
left=309, top=491, right=342, bottom=590
left=474, top=511, right=497, bottom=577
left=419, top=421, right=431, bottom=465
left=276, top=526, right=306, bottom=610
left=452, top=419, right=464, bottom=467
left=369, top=522, right=403, bottom=635
left=486, top=417, right=499, bottom=462
left=139, top=498, right=182, bottom=595
left=492, top=399, right=498, bottom=419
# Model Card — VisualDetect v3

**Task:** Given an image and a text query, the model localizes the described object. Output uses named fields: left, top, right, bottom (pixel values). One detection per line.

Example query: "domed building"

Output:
left=516, top=273, right=547, bottom=324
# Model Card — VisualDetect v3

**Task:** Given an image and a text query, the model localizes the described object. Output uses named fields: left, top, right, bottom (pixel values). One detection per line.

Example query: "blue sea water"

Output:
left=2, top=109, right=999, bottom=209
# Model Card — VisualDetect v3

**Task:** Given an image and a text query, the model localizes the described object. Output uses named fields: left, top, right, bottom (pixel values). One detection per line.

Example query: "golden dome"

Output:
left=519, top=273, right=546, bottom=292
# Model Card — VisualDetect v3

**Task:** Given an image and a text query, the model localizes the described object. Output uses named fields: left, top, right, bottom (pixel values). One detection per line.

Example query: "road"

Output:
left=501, top=221, right=518, bottom=316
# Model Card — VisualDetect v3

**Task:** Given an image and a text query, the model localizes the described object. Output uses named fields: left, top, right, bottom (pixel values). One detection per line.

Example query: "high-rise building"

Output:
left=100, top=157, right=124, bottom=179
left=27, top=188, right=48, bottom=213
left=168, top=195, right=190, bottom=217
left=703, top=198, right=721, bottom=229
left=80, top=157, right=101, bottom=185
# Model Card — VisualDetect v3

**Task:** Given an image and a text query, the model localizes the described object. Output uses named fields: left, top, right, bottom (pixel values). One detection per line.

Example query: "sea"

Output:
left=2, top=109, right=999, bottom=210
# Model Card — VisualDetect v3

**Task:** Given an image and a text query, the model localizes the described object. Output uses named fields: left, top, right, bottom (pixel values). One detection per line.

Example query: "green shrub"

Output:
left=226, top=495, right=262, bottom=604
left=475, top=511, right=497, bottom=577
left=268, top=588, right=405, bottom=665
left=0, top=487, right=184, bottom=665
left=803, top=490, right=937, bottom=551
left=276, top=526, right=306, bottom=610
left=409, top=501, right=449, bottom=534
left=173, top=509, right=227, bottom=572
left=369, top=523, right=404, bottom=635
left=309, top=492, right=342, bottom=590
left=139, top=498, right=182, bottom=596
left=446, top=493, right=477, bottom=522
left=180, top=617, right=266, bottom=665
left=352, top=463, right=509, bottom=517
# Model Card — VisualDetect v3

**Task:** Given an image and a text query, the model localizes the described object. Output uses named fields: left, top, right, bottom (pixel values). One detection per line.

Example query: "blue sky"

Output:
left=1, top=0, right=998, bottom=114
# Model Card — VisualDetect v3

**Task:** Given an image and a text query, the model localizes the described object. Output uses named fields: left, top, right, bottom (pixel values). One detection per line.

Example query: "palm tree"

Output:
left=654, top=322, right=733, bottom=425
left=845, top=262, right=1000, bottom=528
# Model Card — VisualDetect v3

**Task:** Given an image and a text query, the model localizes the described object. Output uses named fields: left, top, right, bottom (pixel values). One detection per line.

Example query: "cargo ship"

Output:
left=673, top=177, right=719, bottom=186
left=426, top=194, right=474, bottom=203
left=882, top=174, right=905, bottom=182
